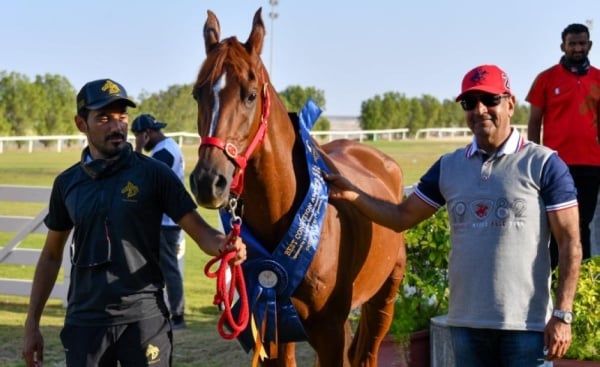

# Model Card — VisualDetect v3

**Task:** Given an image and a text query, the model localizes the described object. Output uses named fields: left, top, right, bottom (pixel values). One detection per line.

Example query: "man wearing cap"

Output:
left=131, top=114, right=188, bottom=330
left=22, top=79, right=247, bottom=367
left=324, top=65, right=582, bottom=365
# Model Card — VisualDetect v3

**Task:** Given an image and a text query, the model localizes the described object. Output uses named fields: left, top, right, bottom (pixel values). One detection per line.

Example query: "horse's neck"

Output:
left=242, top=107, right=309, bottom=248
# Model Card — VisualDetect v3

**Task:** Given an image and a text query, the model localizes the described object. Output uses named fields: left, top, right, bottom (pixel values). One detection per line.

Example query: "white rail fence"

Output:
left=2, top=182, right=600, bottom=306
left=0, top=134, right=195, bottom=154
left=0, top=126, right=528, bottom=153
left=311, top=128, right=409, bottom=142
left=0, top=130, right=408, bottom=153
left=0, top=185, right=71, bottom=306
left=0, top=185, right=414, bottom=305
left=414, top=125, right=528, bottom=139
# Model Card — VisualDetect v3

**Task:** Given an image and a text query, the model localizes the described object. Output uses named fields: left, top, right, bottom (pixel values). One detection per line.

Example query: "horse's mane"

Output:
left=194, top=37, right=263, bottom=90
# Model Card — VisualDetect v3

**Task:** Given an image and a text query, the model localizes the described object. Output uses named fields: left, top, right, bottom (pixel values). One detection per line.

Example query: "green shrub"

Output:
left=560, top=255, right=600, bottom=360
left=390, top=209, right=450, bottom=344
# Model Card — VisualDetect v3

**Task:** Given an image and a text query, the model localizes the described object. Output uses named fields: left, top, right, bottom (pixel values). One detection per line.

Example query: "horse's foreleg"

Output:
left=259, top=342, right=297, bottom=367
left=351, top=262, right=405, bottom=366
left=303, top=318, right=349, bottom=367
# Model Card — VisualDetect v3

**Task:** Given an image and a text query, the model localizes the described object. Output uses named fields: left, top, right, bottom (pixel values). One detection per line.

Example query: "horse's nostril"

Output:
left=215, top=174, right=228, bottom=192
left=189, top=173, right=198, bottom=196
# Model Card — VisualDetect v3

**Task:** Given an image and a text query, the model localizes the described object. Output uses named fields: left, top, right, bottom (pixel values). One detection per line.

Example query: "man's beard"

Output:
left=98, top=134, right=126, bottom=159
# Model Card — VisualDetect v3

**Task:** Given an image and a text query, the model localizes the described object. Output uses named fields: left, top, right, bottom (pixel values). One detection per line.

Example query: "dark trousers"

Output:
left=60, top=315, right=172, bottom=366
left=550, top=165, right=600, bottom=270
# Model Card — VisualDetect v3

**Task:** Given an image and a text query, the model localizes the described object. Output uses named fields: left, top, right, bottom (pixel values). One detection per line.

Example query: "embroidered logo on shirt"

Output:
left=145, top=344, right=160, bottom=364
left=450, top=202, right=467, bottom=223
left=470, top=200, right=493, bottom=219
left=121, top=181, right=139, bottom=199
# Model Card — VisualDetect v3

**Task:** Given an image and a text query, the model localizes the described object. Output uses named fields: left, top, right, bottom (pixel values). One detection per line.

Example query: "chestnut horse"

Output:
left=190, top=8, right=405, bottom=367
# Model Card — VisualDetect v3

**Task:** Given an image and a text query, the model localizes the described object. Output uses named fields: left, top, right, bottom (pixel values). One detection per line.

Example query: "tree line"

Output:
left=360, top=92, right=531, bottom=131
left=0, top=70, right=530, bottom=137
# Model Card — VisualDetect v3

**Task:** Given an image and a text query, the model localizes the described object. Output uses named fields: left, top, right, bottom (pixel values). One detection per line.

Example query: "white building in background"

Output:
left=325, top=115, right=360, bottom=131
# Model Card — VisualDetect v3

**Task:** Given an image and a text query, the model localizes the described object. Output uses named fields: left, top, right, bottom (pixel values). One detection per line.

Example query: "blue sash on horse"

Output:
left=220, top=99, right=330, bottom=355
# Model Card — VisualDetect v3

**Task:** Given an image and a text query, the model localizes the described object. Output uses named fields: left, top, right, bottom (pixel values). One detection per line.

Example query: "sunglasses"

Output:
left=460, top=94, right=509, bottom=111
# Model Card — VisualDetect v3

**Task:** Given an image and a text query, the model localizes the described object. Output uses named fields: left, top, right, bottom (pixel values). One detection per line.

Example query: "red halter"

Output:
left=199, top=72, right=271, bottom=197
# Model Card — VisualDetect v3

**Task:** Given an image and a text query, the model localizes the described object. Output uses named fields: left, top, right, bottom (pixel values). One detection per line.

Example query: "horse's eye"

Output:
left=245, top=91, right=257, bottom=107
left=192, top=88, right=200, bottom=102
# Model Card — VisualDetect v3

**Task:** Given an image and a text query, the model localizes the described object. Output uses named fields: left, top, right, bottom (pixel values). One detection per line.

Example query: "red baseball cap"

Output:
left=455, top=65, right=512, bottom=101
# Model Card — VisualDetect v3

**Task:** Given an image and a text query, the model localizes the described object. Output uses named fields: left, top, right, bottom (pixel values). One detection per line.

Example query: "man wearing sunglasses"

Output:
left=325, top=65, right=582, bottom=365
left=527, top=23, right=600, bottom=271
left=22, top=79, right=247, bottom=367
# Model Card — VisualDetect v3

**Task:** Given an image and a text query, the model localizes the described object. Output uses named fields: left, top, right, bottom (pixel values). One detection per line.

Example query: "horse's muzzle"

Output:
left=189, top=166, right=231, bottom=209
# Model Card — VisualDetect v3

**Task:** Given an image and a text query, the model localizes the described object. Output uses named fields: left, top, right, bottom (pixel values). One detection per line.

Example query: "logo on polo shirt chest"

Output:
left=121, top=181, right=139, bottom=199
left=470, top=199, right=493, bottom=219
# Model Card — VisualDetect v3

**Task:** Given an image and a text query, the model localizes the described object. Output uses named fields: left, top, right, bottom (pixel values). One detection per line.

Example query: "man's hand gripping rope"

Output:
left=204, top=200, right=249, bottom=340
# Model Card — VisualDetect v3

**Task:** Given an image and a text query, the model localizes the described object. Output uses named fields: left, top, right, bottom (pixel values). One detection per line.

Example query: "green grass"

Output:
left=0, top=138, right=467, bottom=366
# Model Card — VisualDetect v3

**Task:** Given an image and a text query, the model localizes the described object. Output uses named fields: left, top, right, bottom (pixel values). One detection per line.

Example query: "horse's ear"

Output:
left=204, top=10, right=221, bottom=54
left=245, top=7, right=265, bottom=56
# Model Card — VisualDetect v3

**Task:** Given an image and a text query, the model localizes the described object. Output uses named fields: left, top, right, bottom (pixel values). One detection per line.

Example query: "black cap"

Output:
left=131, top=114, right=168, bottom=132
left=76, top=79, right=136, bottom=113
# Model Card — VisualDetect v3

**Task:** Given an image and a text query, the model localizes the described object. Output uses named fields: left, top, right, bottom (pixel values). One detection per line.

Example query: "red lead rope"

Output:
left=204, top=223, right=249, bottom=339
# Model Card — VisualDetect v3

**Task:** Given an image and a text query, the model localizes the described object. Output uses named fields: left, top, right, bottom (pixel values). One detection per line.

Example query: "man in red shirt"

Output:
left=527, top=23, right=600, bottom=268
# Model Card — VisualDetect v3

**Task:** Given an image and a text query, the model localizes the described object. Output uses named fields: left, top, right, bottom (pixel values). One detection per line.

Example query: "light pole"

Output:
left=269, top=0, right=279, bottom=79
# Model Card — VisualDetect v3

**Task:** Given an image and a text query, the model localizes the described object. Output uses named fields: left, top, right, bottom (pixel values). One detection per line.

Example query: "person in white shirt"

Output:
left=132, top=114, right=187, bottom=329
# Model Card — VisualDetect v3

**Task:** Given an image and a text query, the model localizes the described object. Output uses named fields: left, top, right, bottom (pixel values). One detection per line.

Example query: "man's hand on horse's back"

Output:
left=323, top=172, right=360, bottom=202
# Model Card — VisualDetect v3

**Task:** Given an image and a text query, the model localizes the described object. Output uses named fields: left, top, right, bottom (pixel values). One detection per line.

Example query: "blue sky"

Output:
left=2, top=0, right=600, bottom=116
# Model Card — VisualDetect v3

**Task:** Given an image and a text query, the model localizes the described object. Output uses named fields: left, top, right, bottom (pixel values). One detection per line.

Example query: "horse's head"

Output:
left=190, top=8, right=270, bottom=209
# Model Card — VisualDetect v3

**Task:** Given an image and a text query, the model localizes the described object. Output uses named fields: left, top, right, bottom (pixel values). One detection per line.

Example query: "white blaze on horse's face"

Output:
left=209, top=73, right=227, bottom=137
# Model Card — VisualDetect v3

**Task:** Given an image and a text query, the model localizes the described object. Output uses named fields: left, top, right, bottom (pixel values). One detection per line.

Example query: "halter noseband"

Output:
left=199, top=71, right=271, bottom=197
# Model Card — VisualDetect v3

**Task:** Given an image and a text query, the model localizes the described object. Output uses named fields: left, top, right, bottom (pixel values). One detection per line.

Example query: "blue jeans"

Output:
left=159, top=228, right=185, bottom=317
left=450, top=326, right=547, bottom=367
